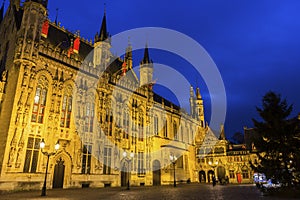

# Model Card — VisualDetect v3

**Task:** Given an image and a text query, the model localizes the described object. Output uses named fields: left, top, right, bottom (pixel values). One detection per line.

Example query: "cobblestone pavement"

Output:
left=1, top=184, right=298, bottom=200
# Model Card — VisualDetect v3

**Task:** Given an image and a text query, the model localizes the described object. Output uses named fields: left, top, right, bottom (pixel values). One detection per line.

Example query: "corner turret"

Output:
left=195, top=87, right=204, bottom=126
left=93, top=11, right=112, bottom=68
left=139, top=44, right=153, bottom=87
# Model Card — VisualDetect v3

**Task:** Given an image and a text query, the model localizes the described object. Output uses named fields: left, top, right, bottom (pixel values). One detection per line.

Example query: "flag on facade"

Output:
left=122, top=61, right=127, bottom=75
left=73, top=37, right=80, bottom=54
left=41, top=20, right=49, bottom=38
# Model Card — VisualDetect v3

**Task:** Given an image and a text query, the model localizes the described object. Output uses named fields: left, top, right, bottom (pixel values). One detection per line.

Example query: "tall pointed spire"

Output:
left=99, top=12, right=107, bottom=40
left=139, top=43, right=154, bottom=87
left=196, top=87, right=202, bottom=99
left=95, top=5, right=110, bottom=43
left=125, top=37, right=133, bottom=69
left=0, top=1, right=4, bottom=24
left=219, top=124, right=226, bottom=140
left=140, top=43, right=152, bottom=65
left=55, top=8, right=58, bottom=25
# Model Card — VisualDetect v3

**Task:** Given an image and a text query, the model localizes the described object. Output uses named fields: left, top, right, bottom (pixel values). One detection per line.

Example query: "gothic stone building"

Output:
left=196, top=125, right=257, bottom=184
left=0, top=1, right=206, bottom=190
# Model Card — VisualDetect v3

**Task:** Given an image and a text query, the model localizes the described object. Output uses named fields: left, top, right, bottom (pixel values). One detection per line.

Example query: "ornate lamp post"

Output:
left=170, top=154, right=177, bottom=187
left=40, top=139, right=60, bottom=196
left=123, top=151, right=134, bottom=190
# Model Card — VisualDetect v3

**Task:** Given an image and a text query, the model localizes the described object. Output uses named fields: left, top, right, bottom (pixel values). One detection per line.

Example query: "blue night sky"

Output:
left=4, top=0, right=300, bottom=139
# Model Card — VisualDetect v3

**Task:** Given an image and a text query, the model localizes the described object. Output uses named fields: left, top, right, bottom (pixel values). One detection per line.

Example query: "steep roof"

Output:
left=42, top=23, right=94, bottom=60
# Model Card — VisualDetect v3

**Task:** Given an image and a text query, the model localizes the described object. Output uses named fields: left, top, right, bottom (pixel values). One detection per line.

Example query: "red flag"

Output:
left=73, top=37, right=80, bottom=54
left=122, top=61, right=127, bottom=75
left=41, top=20, right=49, bottom=38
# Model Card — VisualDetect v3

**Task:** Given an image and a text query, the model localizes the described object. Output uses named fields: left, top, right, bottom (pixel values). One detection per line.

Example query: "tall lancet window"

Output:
left=31, top=76, right=48, bottom=123
left=60, top=86, right=73, bottom=128
left=154, top=115, right=158, bottom=135
left=85, top=102, right=95, bottom=132
left=138, top=113, right=144, bottom=141
left=173, top=122, right=178, bottom=140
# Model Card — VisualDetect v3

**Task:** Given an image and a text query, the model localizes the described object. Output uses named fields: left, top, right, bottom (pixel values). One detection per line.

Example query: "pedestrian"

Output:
left=212, top=175, right=216, bottom=187
left=225, top=176, right=229, bottom=185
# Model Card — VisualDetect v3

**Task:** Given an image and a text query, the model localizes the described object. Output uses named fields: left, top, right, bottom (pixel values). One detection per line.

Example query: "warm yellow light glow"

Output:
left=130, top=152, right=134, bottom=158
left=54, top=142, right=60, bottom=150
left=40, top=139, right=45, bottom=149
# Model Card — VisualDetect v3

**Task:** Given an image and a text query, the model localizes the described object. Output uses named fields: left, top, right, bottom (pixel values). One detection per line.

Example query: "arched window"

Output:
left=181, top=126, right=184, bottom=142
left=138, top=112, right=144, bottom=141
left=85, top=102, right=94, bottom=132
left=81, top=144, right=92, bottom=174
left=123, top=109, right=129, bottom=139
left=105, top=109, right=113, bottom=136
left=164, top=119, right=168, bottom=138
left=60, top=86, right=72, bottom=128
left=242, top=166, right=249, bottom=179
left=186, top=126, right=190, bottom=144
left=173, top=121, right=178, bottom=140
left=154, top=115, right=158, bottom=135
left=31, top=76, right=48, bottom=123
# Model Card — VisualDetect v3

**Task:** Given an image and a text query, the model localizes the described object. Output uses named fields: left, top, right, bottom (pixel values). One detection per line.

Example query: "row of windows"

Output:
left=228, top=156, right=248, bottom=162
left=30, top=77, right=196, bottom=143
left=23, top=137, right=147, bottom=175
left=198, top=147, right=224, bottom=155
left=229, top=170, right=250, bottom=179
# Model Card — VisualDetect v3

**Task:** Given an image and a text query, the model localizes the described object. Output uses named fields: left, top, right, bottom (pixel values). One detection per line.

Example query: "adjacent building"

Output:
left=196, top=125, right=257, bottom=184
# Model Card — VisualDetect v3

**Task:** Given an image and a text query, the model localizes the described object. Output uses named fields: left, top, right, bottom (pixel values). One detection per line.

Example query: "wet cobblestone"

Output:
left=1, top=184, right=297, bottom=200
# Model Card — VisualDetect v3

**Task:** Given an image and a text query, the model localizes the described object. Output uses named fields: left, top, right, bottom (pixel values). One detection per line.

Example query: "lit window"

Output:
left=154, top=115, right=158, bottom=135
left=31, top=85, right=47, bottom=123
left=173, top=122, right=178, bottom=140
left=138, top=152, right=145, bottom=176
left=60, top=94, right=72, bottom=128
left=164, top=120, right=168, bottom=138
left=242, top=169, right=249, bottom=179
left=23, top=137, right=41, bottom=173
left=81, top=144, right=92, bottom=174
left=138, top=115, right=144, bottom=141
left=229, top=170, right=235, bottom=179
left=85, top=102, right=94, bottom=132
left=103, top=147, right=111, bottom=174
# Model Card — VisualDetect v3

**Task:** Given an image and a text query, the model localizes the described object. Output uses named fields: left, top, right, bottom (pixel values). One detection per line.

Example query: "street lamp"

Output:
left=123, top=151, right=134, bottom=190
left=170, top=154, right=177, bottom=187
left=40, top=139, right=60, bottom=196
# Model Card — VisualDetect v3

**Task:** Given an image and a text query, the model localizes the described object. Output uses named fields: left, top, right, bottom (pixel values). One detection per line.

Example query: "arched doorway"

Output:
left=152, top=160, right=161, bottom=186
left=52, top=158, right=65, bottom=188
left=217, top=166, right=226, bottom=183
left=199, top=170, right=206, bottom=183
left=121, top=162, right=129, bottom=187
left=207, top=170, right=214, bottom=183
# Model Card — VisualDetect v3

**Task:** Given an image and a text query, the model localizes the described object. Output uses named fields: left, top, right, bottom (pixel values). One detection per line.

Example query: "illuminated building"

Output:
left=0, top=0, right=206, bottom=190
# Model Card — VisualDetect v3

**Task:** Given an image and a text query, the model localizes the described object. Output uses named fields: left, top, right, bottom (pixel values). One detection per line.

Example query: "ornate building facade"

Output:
left=0, top=1, right=207, bottom=191
left=196, top=125, right=257, bottom=184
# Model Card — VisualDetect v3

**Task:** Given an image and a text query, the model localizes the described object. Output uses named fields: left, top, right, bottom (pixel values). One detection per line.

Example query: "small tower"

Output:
left=139, top=44, right=153, bottom=87
left=219, top=124, right=226, bottom=140
left=94, top=10, right=111, bottom=68
left=195, top=87, right=205, bottom=126
left=189, top=85, right=195, bottom=117
left=18, top=0, right=48, bottom=59
left=124, top=40, right=133, bottom=70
